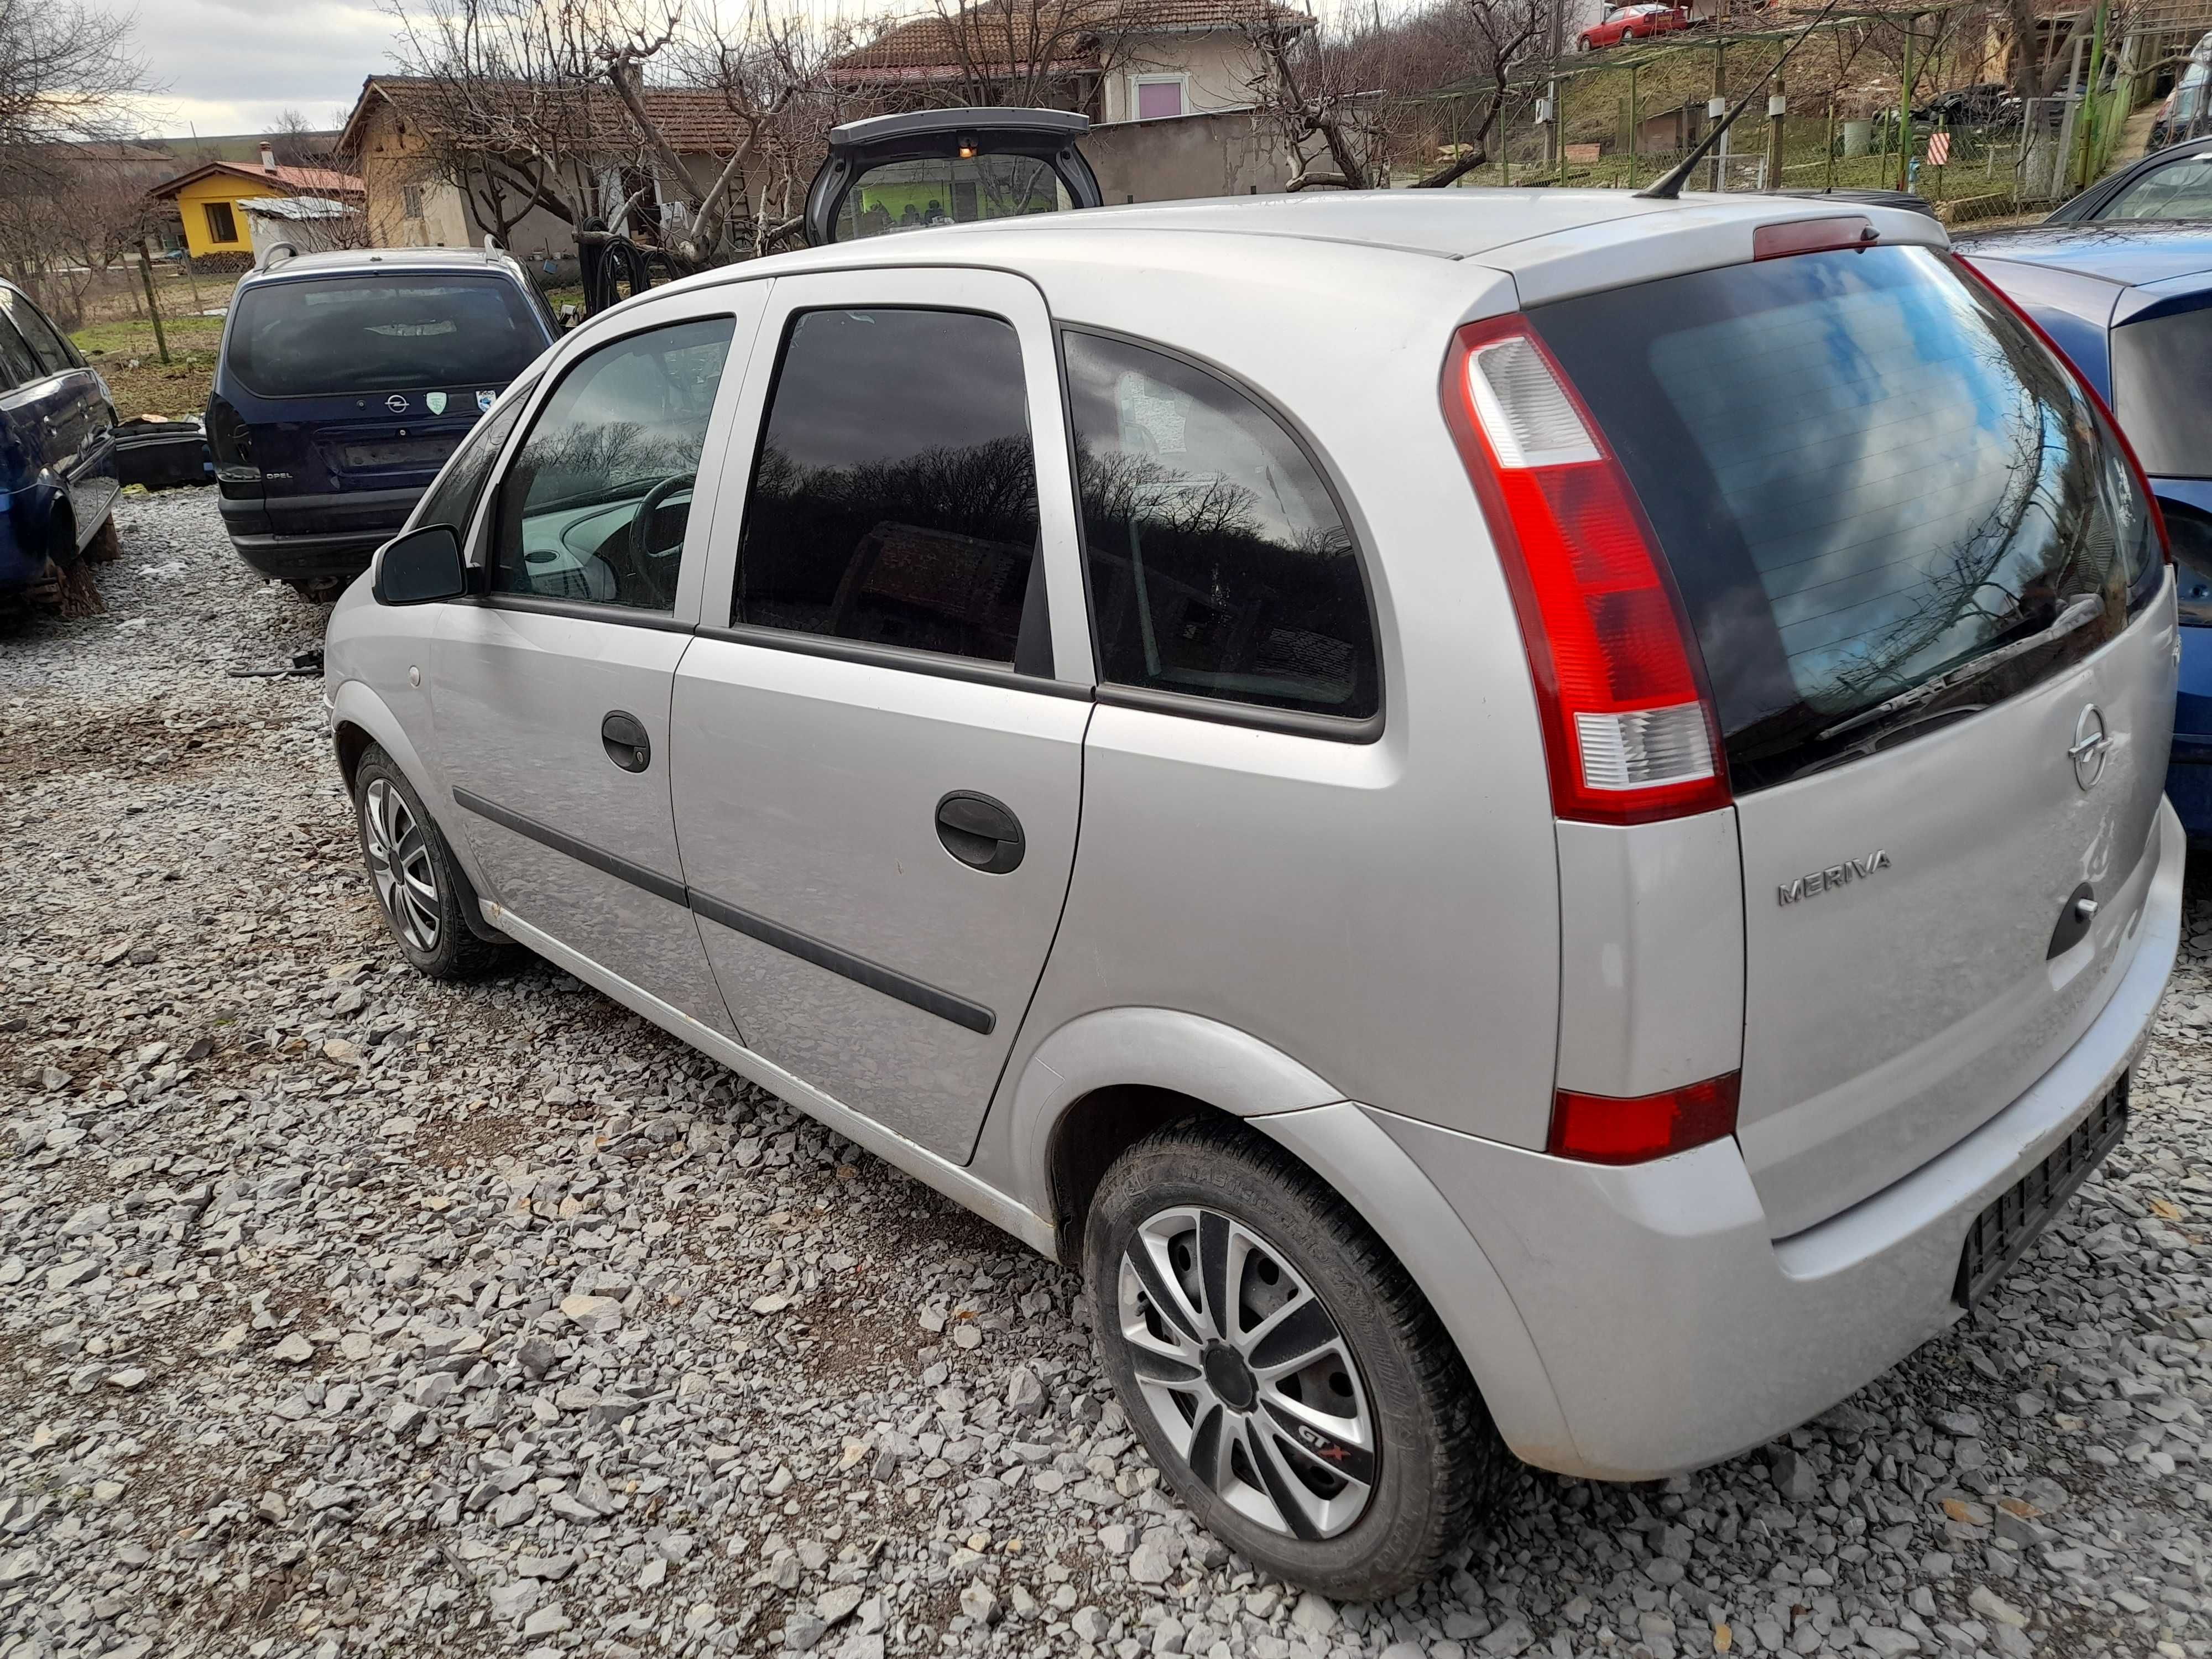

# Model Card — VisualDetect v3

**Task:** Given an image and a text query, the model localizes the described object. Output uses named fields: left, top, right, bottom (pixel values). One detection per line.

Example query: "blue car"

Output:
left=208, top=246, right=557, bottom=598
left=0, top=280, right=120, bottom=618
left=1959, top=222, right=2212, bottom=842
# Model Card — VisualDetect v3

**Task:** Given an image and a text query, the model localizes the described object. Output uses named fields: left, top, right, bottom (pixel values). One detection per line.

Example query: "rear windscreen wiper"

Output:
left=1817, top=594, right=2105, bottom=745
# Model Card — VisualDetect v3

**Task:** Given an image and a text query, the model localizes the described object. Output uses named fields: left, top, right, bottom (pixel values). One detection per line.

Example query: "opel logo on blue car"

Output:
left=385, top=394, right=409, bottom=414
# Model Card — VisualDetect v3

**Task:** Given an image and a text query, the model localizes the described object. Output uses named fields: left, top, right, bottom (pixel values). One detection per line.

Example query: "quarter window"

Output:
left=492, top=317, right=734, bottom=612
left=1064, top=332, right=1380, bottom=721
left=0, top=312, right=41, bottom=389
left=415, top=380, right=534, bottom=539
left=1, top=290, right=75, bottom=377
left=734, top=307, right=1041, bottom=666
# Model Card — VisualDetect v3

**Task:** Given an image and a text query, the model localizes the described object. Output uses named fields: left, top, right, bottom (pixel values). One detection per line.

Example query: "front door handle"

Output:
left=601, top=710, right=651, bottom=773
left=936, top=791, right=1025, bottom=874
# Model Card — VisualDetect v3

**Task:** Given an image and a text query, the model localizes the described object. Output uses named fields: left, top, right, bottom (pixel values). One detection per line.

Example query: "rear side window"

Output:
left=0, top=314, right=39, bottom=388
left=1533, top=246, right=2159, bottom=790
left=415, top=379, right=534, bottom=538
left=226, top=276, right=544, bottom=398
left=1063, top=332, right=1379, bottom=723
left=2105, top=155, right=2212, bottom=219
left=0, top=290, right=76, bottom=377
left=734, top=307, right=1041, bottom=666
left=2110, top=298, right=2212, bottom=476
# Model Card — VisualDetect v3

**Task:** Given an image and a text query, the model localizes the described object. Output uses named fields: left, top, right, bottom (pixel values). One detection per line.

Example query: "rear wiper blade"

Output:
left=1817, top=594, right=2105, bottom=745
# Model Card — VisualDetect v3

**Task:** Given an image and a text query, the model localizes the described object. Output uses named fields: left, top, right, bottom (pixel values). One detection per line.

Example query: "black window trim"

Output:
left=477, top=308, right=741, bottom=628
left=721, top=299, right=1063, bottom=684
left=1052, top=322, right=1386, bottom=746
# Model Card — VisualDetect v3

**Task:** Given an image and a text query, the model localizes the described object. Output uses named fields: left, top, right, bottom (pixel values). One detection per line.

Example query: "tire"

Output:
left=288, top=576, right=346, bottom=603
left=352, top=745, right=502, bottom=979
left=1084, top=1117, right=1513, bottom=1599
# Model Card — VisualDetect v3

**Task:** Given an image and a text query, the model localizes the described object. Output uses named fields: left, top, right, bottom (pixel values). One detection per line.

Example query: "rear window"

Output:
left=227, top=276, right=543, bottom=398
left=1532, top=246, right=2161, bottom=790
left=2111, top=298, right=2212, bottom=476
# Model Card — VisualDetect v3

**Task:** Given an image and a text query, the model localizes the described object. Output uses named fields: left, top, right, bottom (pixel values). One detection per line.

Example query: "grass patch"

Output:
left=72, top=316, right=223, bottom=422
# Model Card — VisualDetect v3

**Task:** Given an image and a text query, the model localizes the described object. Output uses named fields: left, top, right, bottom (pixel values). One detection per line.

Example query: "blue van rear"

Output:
left=209, top=248, right=555, bottom=594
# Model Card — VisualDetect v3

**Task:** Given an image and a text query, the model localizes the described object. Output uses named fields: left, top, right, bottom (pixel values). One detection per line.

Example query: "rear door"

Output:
left=1535, top=244, right=2175, bottom=1237
left=671, top=267, right=1092, bottom=1162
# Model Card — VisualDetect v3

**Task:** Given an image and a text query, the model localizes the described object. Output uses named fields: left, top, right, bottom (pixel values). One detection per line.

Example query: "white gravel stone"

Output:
left=2, top=489, right=2208, bottom=1659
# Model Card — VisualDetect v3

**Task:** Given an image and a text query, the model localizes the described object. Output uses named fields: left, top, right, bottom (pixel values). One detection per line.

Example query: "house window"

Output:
left=1135, top=76, right=1187, bottom=121
left=402, top=184, right=424, bottom=220
left=204, top=201, right=238, bottom=244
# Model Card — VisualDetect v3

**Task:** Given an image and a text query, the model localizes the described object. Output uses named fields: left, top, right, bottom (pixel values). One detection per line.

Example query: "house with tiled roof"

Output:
left=831, top=0, right=1313, bottom=126
left=335, top=75, right=747, bottom=259
left=148, top=147, right=366, bottom=260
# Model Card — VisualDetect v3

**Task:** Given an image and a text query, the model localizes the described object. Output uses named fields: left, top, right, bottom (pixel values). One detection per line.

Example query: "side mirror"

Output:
left=373, top=524, right=466, bottom=606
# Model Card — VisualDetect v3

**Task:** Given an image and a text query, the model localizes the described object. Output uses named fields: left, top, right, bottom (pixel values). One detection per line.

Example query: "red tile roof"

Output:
left=337, top=75, right=741, bottom=159
left=831, top=0, right=1310, bottom=78
left=148, top=160, right=363, bottom=201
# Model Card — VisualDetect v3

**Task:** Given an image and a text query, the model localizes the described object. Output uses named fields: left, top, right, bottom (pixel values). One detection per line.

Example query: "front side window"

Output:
left=205, top=201, right=238, bottom=244
left=734, top=307, right=1040, bottom=665
left=1064, top=331, right=1380, bottom=722
left=0, top=310, right=44, bottom=388
left=226, top=276, right=546, bottom=398
left=415, top=380, right=535, bottom=539
left=492, top=317, right=735, bottom=612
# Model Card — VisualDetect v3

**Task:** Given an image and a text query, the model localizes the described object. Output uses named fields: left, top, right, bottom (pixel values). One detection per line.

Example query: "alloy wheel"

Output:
left=1117, top=1206, right=1376, bottom=1541
left=362, top=778, right=441, bottom=953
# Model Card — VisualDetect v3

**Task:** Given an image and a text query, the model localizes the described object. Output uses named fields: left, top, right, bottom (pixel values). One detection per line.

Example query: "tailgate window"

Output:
left=228, top=276, right=542, bottom=398
left=1532, top=246, right=2161, bottom=790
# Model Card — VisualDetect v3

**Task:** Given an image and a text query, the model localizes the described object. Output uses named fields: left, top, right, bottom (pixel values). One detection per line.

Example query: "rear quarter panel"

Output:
left=971, top=237, right=1566, bottom=1162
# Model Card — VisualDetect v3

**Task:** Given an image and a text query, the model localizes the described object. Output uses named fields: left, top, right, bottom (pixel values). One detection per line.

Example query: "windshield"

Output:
left=834, top=155, right=1069, bottom=241
left=1532, top=245, right=2162, bottom=790
left=228, top=275, right=544, bottom=398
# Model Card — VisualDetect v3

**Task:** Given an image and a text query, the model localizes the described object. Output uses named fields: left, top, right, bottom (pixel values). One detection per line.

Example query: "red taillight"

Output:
left=1548, top=1073, right=1740, bottom=1165
left=1753, top=215, right=1875, bottom=260
left=1442, top=315, right=1730, bottom=825
left=1952, top=253, right=2172, bottom=567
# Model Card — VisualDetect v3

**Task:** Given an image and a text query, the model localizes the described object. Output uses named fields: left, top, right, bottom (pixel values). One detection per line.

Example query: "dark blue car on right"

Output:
left=208, top=246, right=556, bottom=598
left=1959, top=222, right=2212, bottom=842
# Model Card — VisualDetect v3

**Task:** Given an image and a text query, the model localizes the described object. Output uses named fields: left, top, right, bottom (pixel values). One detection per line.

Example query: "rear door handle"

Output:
left=935, top=791, right=1025, bottom=874
left=601, top=710, right=651, bottom=773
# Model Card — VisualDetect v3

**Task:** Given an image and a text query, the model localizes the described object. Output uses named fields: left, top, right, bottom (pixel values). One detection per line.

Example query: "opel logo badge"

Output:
left=2069, top=704, right=2110, bottom=791
left=385, top=394, right=409, bottom=414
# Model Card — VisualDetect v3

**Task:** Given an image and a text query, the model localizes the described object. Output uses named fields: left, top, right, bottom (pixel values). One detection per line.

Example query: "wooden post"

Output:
left=1896, top=12, right=1916, bottom=193
left=1627, top=61, right=1641, bottom=189
left=135, top=243, right=170, bottom=366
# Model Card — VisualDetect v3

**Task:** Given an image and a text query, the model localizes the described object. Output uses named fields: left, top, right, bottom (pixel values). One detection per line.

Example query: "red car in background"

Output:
left=1578, top=3, right=1693, bottom=49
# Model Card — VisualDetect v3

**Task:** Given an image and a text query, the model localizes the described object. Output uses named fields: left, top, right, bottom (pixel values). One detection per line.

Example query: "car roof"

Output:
left=237, top=246, right=529, bottom=287
left=1954, top=219, right=2212, bottom=288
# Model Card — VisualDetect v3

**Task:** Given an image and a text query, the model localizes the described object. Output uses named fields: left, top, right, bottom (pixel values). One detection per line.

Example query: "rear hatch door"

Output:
left=1533, top=243, right=2174, bottom=1238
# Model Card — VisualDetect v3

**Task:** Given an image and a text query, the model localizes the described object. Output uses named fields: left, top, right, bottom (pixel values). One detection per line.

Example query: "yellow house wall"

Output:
left=173, top=174, right=286, bottom=257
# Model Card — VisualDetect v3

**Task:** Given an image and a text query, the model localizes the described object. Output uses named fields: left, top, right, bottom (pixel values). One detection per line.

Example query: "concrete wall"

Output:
left=1084, top=105, right=1293, bottom=205
left=1102, top=31, right=1269, bottom=124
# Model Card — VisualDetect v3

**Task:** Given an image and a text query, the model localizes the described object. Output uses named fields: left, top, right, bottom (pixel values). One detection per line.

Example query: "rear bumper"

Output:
left=1378, top=796, right=2184, bottom=1480
left=222, top=487, right=418, bottom=582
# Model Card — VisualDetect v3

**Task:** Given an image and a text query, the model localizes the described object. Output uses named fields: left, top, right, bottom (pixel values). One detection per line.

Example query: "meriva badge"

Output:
left=1778, top=851, right=1891, bottom=906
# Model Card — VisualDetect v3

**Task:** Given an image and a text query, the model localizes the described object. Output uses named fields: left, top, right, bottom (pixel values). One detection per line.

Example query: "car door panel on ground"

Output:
left=429, top=296, right=768, bottom=1039
left=673, top=270, right=1092, bottom=1162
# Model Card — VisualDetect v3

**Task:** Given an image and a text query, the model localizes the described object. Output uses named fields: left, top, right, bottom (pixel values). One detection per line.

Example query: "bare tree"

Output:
left=920, top=0, right=1164, bottom=111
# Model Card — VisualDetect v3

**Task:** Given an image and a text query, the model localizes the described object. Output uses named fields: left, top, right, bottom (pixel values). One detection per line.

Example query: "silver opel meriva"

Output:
left=324, top=191, right=2183, bottom=1597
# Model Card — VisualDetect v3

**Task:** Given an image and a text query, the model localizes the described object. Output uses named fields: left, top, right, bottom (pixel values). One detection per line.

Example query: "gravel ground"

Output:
left=4, top=487, right=2212, bottom=1659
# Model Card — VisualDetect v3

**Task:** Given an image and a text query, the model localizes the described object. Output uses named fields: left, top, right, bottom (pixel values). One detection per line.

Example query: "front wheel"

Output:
left=353, top=745, right=502, bottom=979
left=1084, top=1119, right=1512, bottom=1599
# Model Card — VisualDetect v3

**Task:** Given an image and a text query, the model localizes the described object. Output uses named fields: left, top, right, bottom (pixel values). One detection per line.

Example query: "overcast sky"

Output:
left=93, top=1, right=402, bottom=138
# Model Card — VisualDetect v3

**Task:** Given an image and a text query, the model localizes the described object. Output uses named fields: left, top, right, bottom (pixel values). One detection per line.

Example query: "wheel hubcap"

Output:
left=361, top=778, right=441, bottom=953
left=1117, top=1206, right=1376, bottom=1541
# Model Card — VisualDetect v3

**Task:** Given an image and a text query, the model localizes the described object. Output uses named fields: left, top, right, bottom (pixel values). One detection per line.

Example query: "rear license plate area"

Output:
left=1954, top=1074, right=2128, bottom=1307
left=339, top=439, right=456, bottom=470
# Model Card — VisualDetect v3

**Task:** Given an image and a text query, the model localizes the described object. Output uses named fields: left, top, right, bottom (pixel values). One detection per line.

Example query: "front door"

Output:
left=429, top=297, right=762, bottom=1034
left=672, top=267, right=1095, bottom=1160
